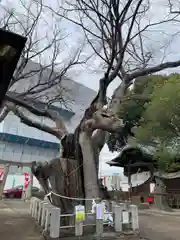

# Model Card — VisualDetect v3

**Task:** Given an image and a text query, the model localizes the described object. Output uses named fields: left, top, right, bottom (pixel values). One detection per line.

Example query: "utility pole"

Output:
left=127, top=160, right=132, bottom=201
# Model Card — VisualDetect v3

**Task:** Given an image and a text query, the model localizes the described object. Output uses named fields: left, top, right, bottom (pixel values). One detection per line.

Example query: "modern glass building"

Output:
left=0, top=60, right=97, bottom=187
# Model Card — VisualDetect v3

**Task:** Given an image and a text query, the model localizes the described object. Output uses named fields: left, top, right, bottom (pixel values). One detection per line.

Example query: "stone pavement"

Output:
left=0, top=199, right=42, bottom=240
left=139, top=210, right=180, bottom=240
left=1, top=199, right=180, bottom=240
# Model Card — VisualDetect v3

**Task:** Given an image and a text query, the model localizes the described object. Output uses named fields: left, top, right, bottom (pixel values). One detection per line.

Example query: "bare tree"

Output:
left=3, top=0, right=180, bottom=213
left=168, top=0, right=180, bottom=14
left=0, top=0, right=86, bottom=122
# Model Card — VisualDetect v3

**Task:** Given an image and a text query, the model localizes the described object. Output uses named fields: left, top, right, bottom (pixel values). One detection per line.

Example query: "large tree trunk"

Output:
left=153, top=177, right=172, bottom=211
left=32, top=157, right=84, bottom=213
left=51, top=158, right=84, bottom=213
left=31, top=76, right=127, bottom=215
left=79, top=131, right=100, bottom=210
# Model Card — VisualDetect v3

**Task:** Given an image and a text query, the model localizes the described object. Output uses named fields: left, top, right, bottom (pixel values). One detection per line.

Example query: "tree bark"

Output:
left=79, top=131, right=100, bottom=210
left=32, top=157, right=84, bottom=213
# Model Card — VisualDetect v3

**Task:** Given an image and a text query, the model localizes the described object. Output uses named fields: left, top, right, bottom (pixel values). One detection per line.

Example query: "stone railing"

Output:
left=30, top=197, right=139, bottom=239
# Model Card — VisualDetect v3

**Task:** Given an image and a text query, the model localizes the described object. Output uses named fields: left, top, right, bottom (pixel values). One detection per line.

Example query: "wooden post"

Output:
left=49, top=207, right=61, bottom=239
left=129, top=205, right=139, bottom=231
left=0, top=164, right=9, bottom=199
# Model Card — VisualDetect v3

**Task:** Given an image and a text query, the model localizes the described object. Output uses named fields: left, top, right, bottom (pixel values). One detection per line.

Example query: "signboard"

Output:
left=96, top=203, right=104, bottom=220
left=150, top=183, right=155, bottom=193
left=75, top=205, right=85, bottom=222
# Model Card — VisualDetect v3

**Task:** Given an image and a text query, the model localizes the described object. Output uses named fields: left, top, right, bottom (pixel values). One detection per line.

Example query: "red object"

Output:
left=0, top=168, right=3, bottom=180
left=3, top=186, right=23, bottom=198
left=147, top=196, right=153, bottom=204
left=24, top=172, right=30, bottom=189
left=104, top=176, right=106, bottom=186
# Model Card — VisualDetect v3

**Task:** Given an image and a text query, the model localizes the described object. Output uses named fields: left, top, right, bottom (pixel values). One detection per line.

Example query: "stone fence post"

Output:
left=38, top=201, right=46, bottom=224
left=41, top=202, right=49, bottom=228
left=49, top=207, right=61, bottom=239
left=129, top=205, right=139, bottom=231
left=114, top=203, right=125, bottom=232
left=45, top=204, right=53, bottom=232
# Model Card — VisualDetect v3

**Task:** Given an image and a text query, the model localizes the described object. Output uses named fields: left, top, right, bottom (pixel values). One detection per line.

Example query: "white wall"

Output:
left=103, top=172, right=151, bottom=191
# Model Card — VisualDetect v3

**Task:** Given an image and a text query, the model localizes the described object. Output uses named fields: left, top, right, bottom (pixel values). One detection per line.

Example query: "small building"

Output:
left=106, top=145, right=180, bottom=207
left=106, top=145, right=155, bottom=176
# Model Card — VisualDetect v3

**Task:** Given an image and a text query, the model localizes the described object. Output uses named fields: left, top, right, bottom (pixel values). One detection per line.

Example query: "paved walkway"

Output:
left=1, top=199, right=180, bottom=240
left=0, top=199, right=42, bottom=240
left=139, top=210, right=180, bottom=240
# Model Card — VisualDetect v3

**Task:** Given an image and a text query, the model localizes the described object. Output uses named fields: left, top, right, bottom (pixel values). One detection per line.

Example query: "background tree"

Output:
left=113, top=73, right=180, bottom=210
left=107, top=74, right=164, bottom=150
left=3, top=0, right=180, bottom=213
left=111, top=73, right=180, bottom=170
left=135, top=74, right=180, bottom=171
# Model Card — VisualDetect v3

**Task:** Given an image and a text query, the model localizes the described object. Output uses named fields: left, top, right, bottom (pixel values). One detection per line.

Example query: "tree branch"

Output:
left=5, top=94, right=68, bottom=137
left=0, top=105, right=10, bottom=122
left=6, top=93, right=53, bottom=118
left=82, top=108, right=124, bottom=133
left=6, top=102, right=62, bottom=139
left=127, top=60, right=180, bottom=81
left=1, top=0, right=87, bottom=108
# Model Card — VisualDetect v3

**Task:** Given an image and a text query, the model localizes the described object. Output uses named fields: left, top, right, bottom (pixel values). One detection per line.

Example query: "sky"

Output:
left=1, top=0, right=180, bottom=176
